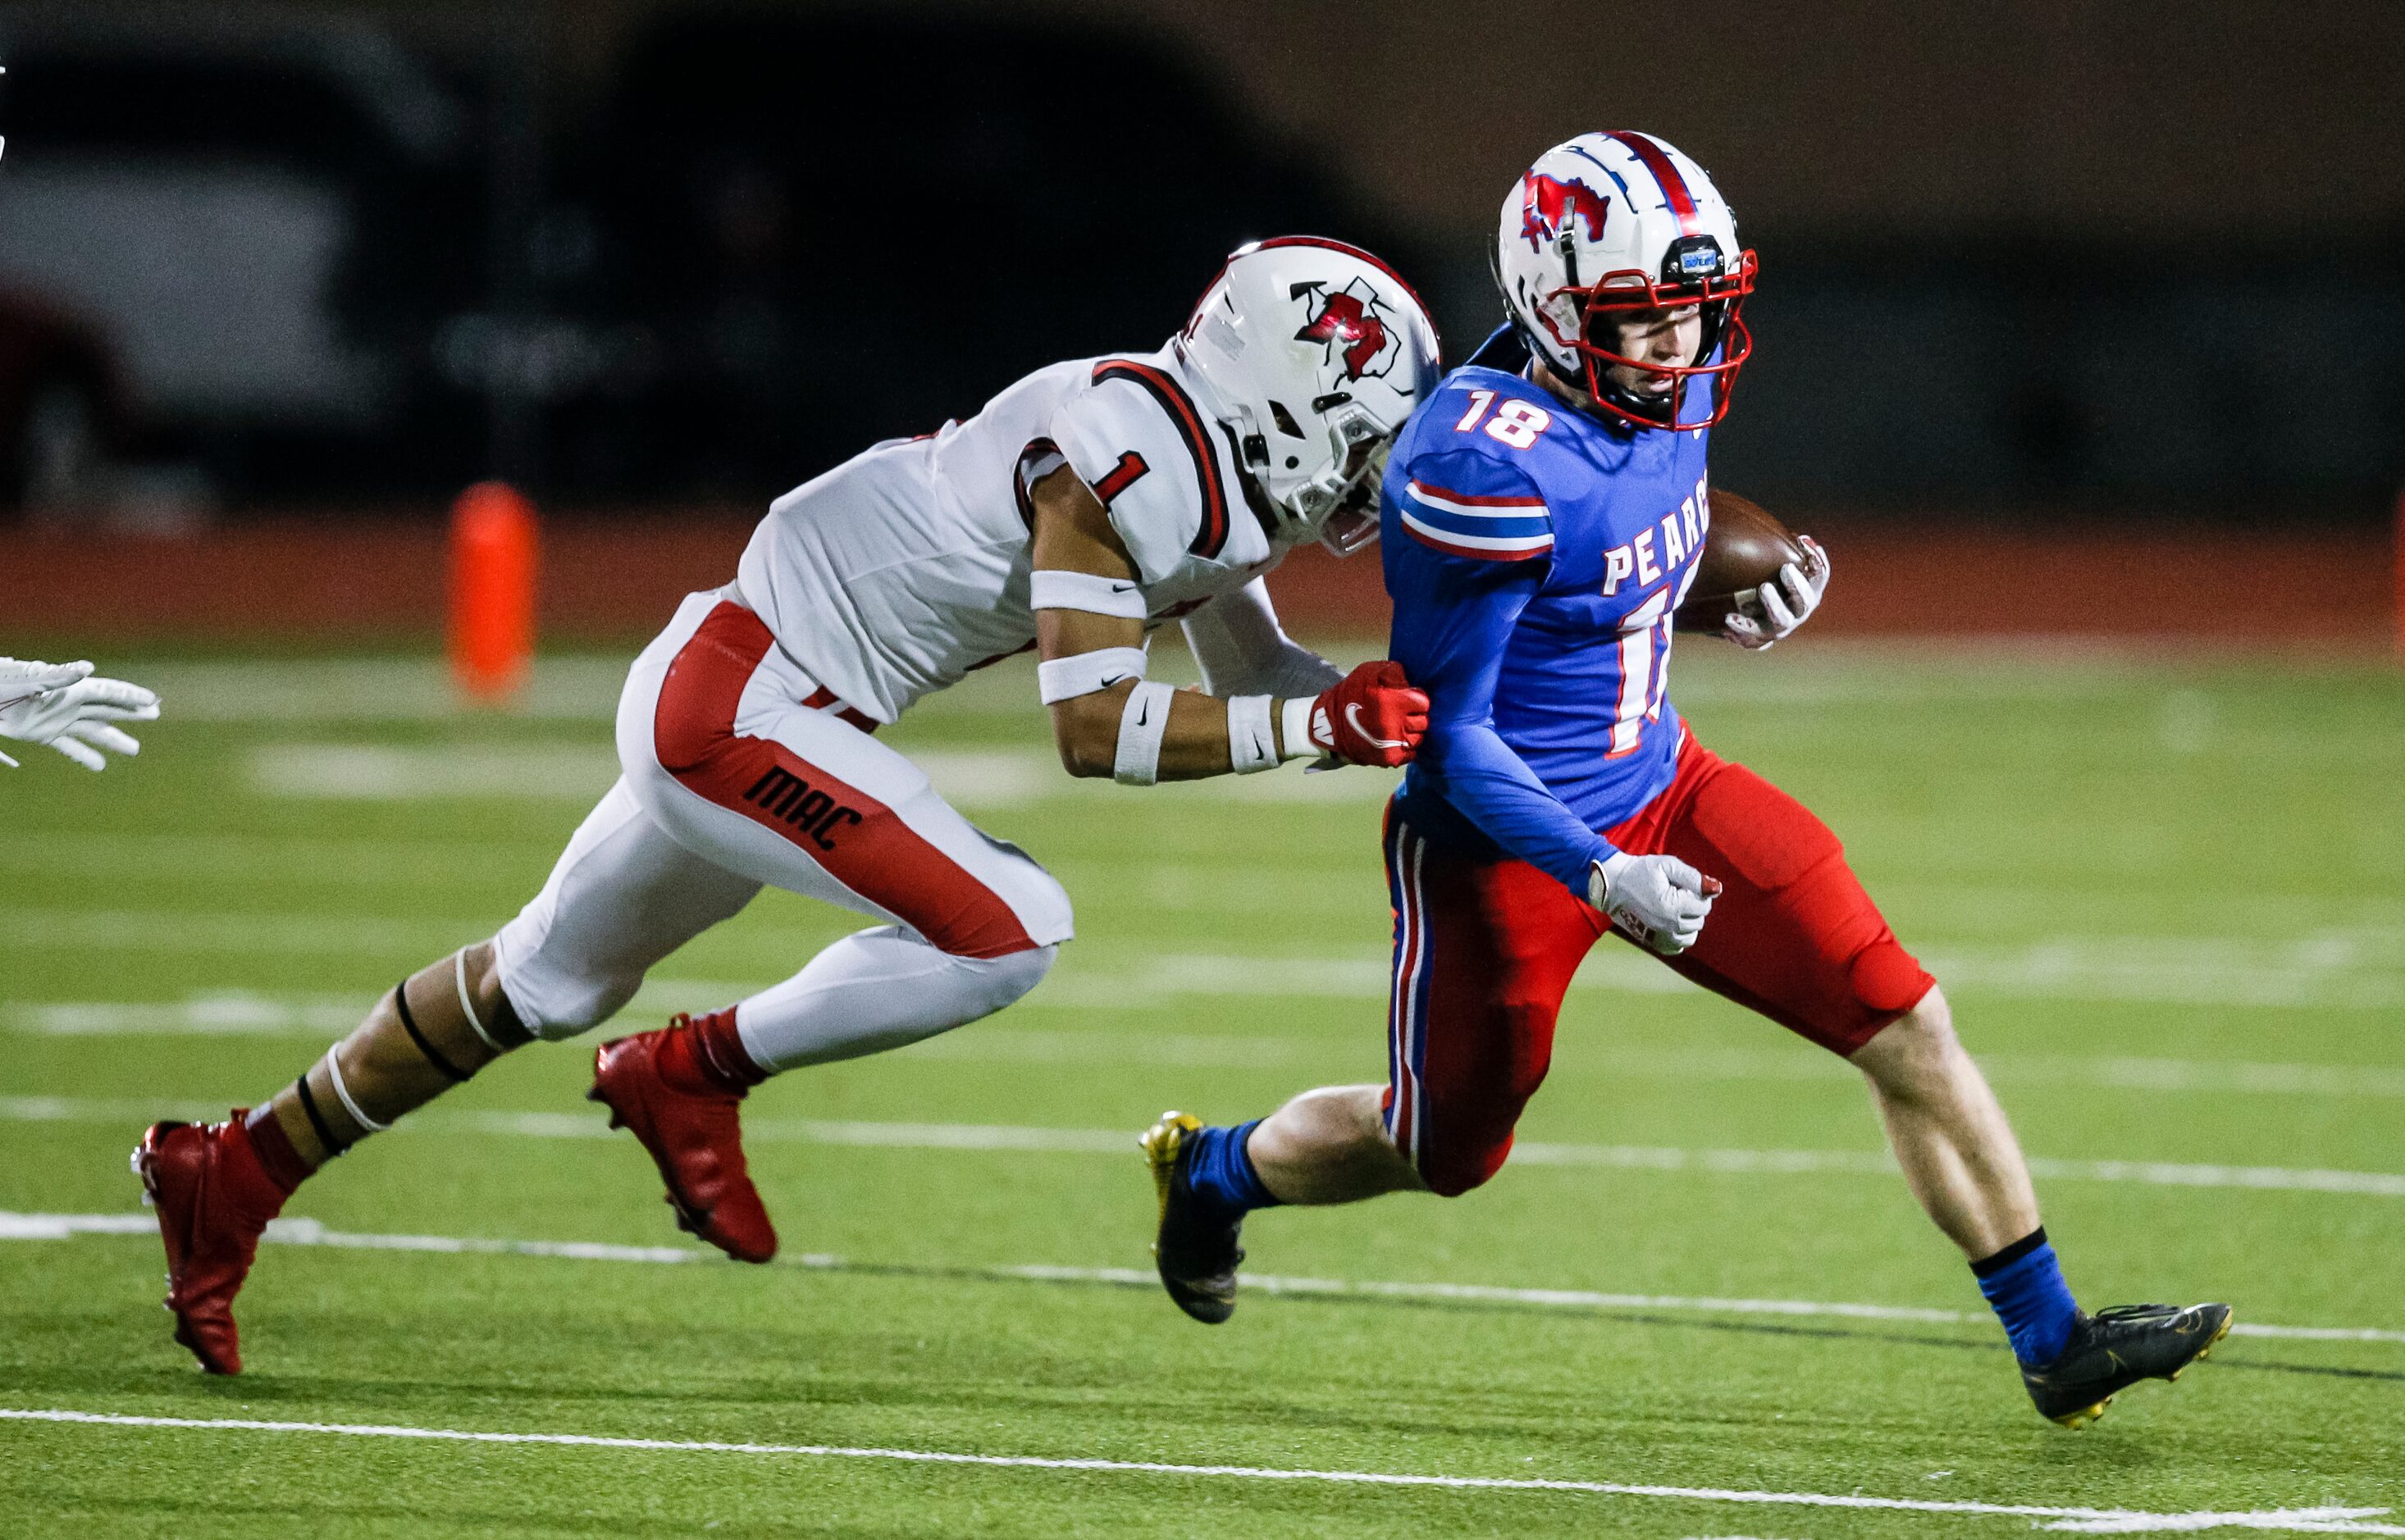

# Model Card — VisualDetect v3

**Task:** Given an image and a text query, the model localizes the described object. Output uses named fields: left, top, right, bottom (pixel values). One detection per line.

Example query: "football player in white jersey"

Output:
left=133, top=237, right=1440, bottom=1374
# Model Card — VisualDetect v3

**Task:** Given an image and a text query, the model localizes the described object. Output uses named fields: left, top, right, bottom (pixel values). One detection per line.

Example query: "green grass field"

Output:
left=4, top=638, right=2402, bottom=1538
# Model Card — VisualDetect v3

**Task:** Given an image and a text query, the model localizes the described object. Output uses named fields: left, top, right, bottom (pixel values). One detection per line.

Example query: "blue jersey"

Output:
left=1383, top=332, right=1714, bottom=894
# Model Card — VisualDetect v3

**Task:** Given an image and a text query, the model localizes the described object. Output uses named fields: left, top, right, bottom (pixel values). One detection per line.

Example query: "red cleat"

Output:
left=131, top=1114, right=291, bottom=1375
left=590, top=1020, right=778, bottom=1263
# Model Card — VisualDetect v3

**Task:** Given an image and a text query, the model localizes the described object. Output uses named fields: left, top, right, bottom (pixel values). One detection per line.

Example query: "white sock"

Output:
left=732, top=925, right=1056, bottom=1072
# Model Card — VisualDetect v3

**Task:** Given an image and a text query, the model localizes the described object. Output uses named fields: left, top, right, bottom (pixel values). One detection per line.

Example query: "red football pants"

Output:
left=1380, top=731, right=1934, bottom=1196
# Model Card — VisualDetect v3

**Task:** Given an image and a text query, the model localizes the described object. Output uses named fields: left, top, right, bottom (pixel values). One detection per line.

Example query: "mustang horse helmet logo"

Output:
left=1519, top=173, right=1612, bottom=252
left=1292, top=277, right=1399, bottom=382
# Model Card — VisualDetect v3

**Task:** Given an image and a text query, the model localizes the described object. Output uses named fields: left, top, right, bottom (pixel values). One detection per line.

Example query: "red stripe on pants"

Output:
left=652, top=604, right=1036, bottom=959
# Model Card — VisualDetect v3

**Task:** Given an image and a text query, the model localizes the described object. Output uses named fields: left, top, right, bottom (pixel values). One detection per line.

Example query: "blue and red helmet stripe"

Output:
left=1606, top=130, right=1704, bottom=235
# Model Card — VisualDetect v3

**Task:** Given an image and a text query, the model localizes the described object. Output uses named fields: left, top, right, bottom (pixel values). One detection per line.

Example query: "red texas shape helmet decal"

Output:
left=1292, top=277, right=1399, bottom=382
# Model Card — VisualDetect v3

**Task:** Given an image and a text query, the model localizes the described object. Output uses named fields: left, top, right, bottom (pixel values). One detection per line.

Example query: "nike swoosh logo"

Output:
left=1344, top=703, right=1408, bottom=749
left=1109, top=583, right=1137, bottom=595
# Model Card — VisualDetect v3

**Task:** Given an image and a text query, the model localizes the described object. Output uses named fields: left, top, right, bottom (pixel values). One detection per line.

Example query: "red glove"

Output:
left=1301, top=660, right=1430, bottom=768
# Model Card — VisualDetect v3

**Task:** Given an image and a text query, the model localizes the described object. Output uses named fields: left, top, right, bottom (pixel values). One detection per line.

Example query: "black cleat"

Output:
left=1141, top=1111, right=1244, bottom=1324
left=2021, top=1301, right=2234, bottom=1428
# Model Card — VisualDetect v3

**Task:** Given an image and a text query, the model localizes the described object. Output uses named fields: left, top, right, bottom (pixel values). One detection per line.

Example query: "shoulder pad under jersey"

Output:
left=1389, top=377, right=1557, bottom=565
left=1052, top=358, right=1238, bottom=585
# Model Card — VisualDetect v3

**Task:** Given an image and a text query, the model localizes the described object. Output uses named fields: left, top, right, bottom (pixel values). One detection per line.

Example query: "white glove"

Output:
left=1588, top=850, right=1721, bottom=955
left=0, top=658, right=162, bottom=771
left=1723, top=535, right=1830, bottom=650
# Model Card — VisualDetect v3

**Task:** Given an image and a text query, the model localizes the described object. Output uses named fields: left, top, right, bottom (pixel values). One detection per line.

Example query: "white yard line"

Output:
left=7, top=994, right=381, bottom=1037
left=1572, top=1047, right=2405, bottom=1102
left=0, top=908, right=487, bottom=958
left=5, top=1210, right=2400, bottom=1346
left=0, top=831, right=561, bottom=883
left=0, top=1407, right=2391, bottom=1533
left=243, top=743, right=1400, bottom=805
left=247, top=744, right=623, bottom=801
left=1917, top=934, right=2405, bottom=1012
left=1504, top=1141, right=2405, bottom=1200
left=9, top=1096, right=2404, bottom=1201
left=1071, top=939, right=2403, bottom=1013
left=9, top=909, right=2400, bottom=1008
left=3, top=982, right=761, bottom=1037
left=11, top=995, right=2405, bottom=1101
left=127, top=657, right=631, bottom=722
left=117, top=644, right=2307, bottom=726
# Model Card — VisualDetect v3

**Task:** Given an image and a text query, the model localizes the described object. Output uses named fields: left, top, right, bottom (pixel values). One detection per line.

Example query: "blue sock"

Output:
left=1180, top=1119, right=1282, bottom=1220
left=1974, top=1228, right=2080, bottom=1365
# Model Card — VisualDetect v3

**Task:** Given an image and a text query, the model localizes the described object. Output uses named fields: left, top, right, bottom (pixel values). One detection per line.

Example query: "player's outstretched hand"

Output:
left=1588, top=850, right=1722, bottom=955
left=0, top=658, right=162, bottom=771
left=1305, top=660, right=1430, bottom=768
left=1724, top=535, right=1830, bottom=651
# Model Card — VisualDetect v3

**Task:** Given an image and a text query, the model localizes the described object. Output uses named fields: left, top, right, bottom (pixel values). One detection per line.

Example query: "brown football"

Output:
left=1673, top=490, right=1810, bottom=632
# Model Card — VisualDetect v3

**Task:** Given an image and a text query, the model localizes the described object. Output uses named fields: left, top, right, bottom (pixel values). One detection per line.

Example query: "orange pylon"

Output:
left=448, top=481, right=537, bottom=701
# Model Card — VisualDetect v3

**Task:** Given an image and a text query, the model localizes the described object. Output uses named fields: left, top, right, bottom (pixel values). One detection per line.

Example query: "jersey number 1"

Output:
left=1092, top=450, right=1150, bottom=504
left=1609, top=588, right=1673, bottom=758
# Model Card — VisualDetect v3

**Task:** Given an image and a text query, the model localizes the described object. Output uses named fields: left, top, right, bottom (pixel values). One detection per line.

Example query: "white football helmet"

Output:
left=1175, top=236, right=1440, bottom=555
left=1495, top=131, right=1757, bottom=431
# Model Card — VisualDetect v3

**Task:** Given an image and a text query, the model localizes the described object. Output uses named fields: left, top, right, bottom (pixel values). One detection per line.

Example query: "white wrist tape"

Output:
left=1038, top=646, right=1148, bottom=704
left=1030, top=569, right=1148, bottom=620
left=1114, top=681, right=1176, bottom=786
left=1226, top=695, right=1276, bottom=773
left=1280, top=695, right=1320, bottom=762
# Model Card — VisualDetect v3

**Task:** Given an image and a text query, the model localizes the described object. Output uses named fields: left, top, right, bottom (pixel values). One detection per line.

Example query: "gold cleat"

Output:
left=1141, top=1111, right=1202, bottom=1216
left=1140, top=1109, right=1244, bottom=1324
left=2053, top=1396, right=2113, bottom=1431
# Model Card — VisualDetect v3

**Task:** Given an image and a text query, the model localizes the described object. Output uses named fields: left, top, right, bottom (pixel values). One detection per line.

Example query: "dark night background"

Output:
left=0, top=0, right=2398, bottom=526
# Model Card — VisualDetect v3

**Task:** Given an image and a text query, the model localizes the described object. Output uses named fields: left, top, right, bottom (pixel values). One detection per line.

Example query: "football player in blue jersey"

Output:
left=1143, top=132, right=2229, bottom=1428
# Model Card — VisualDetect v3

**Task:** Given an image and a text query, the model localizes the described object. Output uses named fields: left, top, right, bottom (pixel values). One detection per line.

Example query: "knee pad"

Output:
left=974, top=834, right=1075, bottom=950
left=1851, top=936, right=1939, bottom=1023
left=1390, top=1084, right=1524, bottom=1199
left=491, top=937, right=642, bottom=1041
left=955, top=941, right=1058, bottom=1017
left=1408, top=1043, right=1546, bottom=1200
left=1023, top=869, right=1074, bottom=947
left=1420, top=1131, right=1514, bottom=1198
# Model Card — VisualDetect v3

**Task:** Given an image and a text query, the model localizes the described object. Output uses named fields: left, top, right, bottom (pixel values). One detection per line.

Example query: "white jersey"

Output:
left=734, top=344, right=1286, bottom=723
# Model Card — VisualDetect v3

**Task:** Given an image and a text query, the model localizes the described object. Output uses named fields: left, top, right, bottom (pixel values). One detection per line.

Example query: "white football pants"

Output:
left=492, top=591, right=1074, bottom=1070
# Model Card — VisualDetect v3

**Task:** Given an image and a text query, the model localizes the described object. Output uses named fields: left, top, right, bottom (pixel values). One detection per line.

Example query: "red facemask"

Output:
left=1551, top=249, right=1758, bottom=432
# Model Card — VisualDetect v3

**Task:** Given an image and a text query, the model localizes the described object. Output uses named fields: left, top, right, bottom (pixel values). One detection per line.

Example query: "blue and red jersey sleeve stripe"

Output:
left=1396, top=478, right=1554, bottom=562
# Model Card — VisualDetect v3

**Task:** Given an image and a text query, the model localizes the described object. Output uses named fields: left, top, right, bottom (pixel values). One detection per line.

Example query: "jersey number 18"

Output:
left=1453, top=390, right=1552, bottom=449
